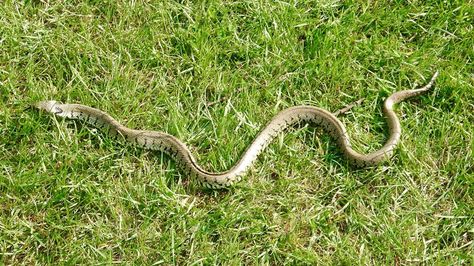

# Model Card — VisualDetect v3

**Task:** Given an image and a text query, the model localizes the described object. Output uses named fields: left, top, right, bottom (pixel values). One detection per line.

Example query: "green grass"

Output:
left=1, top=0, right=473, bottom=264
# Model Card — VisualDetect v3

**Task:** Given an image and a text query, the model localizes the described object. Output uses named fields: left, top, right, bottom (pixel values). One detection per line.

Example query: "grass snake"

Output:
left=35, top=71, right=438, bottom=189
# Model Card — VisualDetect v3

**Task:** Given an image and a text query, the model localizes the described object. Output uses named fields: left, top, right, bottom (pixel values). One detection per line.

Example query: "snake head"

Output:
left=34, top=100, right=63, bottom=114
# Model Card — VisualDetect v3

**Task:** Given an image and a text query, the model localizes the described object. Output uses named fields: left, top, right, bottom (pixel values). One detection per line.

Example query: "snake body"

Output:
left=35, top=72, right=438, bottom=189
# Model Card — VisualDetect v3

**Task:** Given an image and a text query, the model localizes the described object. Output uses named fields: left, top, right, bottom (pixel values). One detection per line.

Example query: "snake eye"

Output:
left=52, top=106, right=63, bottom=115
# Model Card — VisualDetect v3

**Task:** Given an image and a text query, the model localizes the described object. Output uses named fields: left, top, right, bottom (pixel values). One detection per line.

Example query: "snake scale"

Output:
left=35, top=72, right=438, bottom=189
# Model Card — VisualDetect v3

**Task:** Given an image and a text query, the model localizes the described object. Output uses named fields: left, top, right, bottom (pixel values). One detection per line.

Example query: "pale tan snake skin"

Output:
left=35, top=71, right=438, bottom=189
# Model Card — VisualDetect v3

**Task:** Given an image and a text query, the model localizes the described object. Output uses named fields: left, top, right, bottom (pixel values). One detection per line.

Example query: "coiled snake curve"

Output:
left=35, top=71, right=438, bottom=189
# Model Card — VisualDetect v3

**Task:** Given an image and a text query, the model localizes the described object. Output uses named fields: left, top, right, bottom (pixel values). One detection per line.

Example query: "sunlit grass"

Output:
left=1, top=1, right=472, bottom=264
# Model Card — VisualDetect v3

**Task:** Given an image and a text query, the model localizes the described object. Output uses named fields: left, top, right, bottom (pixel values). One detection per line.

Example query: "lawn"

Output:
left=1, top=0, right=473, bottom=264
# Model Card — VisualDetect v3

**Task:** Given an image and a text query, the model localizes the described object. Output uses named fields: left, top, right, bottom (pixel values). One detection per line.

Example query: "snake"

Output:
left=35, top=71, right=438, bottom=189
